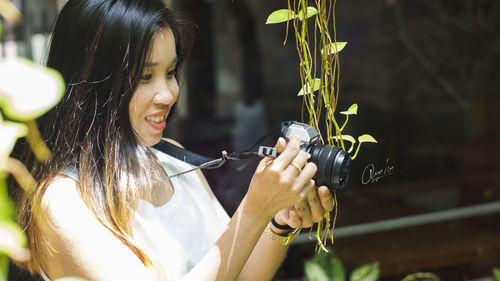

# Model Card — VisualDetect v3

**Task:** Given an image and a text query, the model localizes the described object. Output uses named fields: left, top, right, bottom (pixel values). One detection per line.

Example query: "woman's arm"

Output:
left=192, top=138, right=334, bottom=281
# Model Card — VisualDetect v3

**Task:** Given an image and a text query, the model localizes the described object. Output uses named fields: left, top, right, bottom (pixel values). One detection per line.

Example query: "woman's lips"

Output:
left=145, top=110, right=168, bottom=131
left=146, top=119, right=166, bottom=131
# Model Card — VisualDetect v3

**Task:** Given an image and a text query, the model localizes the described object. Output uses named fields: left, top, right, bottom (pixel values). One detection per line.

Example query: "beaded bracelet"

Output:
left=265, top=222, right=301, bottom=246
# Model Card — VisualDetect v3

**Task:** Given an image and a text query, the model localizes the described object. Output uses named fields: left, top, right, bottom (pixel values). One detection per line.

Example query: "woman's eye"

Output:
left=166, top=69, right=177, bottom=79
left=141, top=74, right=153, bottom=81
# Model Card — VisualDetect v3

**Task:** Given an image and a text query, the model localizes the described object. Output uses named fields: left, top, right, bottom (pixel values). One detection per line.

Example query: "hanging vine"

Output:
left=266, top=0, right=377, bottom=252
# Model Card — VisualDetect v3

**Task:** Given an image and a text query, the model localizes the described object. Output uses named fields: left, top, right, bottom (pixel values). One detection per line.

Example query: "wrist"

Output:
left=265, top=222, right=301, bottom=246
left=270, top=217, right=293, bottom=235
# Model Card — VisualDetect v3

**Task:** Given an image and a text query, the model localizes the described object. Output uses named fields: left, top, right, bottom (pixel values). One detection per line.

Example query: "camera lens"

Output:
left=307, top=144, right=351, bottom=190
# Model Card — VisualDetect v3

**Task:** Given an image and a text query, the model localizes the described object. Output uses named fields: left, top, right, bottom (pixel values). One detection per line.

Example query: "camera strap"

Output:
left=152, top=123, right=286, bottom=180
left=152, top=139, right=278, bottom=181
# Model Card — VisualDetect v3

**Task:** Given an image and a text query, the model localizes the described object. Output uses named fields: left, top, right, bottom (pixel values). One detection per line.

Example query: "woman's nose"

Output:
left=153, top=79, right=178, bottom=105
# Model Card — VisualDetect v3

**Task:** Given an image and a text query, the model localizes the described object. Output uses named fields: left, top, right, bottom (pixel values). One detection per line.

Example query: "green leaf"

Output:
left=401, top=272, right=440, bottom=281
left=349, top=262, right=379, bottom=281
left=0, top=254, right=8, bottom=281
left=304, top=259, right=330, bottom=281
left=322, top=42, right=347, bottom=55
left=332, top=135, right=356, bottom=144
left=266, top=9, right=297, bottom=24
left=298, top=7, right=318, bottom=21
left=340, top=103, right=358, bottom=115
left=298, top=78, right=321, bottom=96
left=0, top=21, right=4, bottom=38
left=329, top=253, right=346, bottom=281
left=0, top=118, right=28, bottom=171
left=493, top=267, right=500, bottom=281
left=0, top=179, right=16, bottom=221
left=0, top=58, right=65, bottom=121
left=358, top=134, right=378, bottom=144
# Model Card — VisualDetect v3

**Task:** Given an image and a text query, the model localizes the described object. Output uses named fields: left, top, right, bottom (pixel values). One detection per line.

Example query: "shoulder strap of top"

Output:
left=61, top=166, right=79, bottom=181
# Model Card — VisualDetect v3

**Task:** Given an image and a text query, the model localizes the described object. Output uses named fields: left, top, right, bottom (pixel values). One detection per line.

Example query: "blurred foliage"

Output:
left=0, top=2, right=67, bottom=281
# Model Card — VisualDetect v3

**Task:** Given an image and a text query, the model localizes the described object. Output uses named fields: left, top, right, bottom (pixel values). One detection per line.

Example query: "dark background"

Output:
left=3, top=0, right=500, bottom=280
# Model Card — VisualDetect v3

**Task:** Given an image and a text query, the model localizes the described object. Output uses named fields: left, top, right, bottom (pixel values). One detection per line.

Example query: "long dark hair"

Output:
left=11, top=0, right=194, bottom=273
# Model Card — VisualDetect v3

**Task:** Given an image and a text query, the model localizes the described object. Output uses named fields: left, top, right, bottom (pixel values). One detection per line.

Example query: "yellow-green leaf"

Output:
left=298, top=7, right=318, bottom=21
left=0, top=58, right=65, bottom=121
left=0, top=21, right=4, bottom=37
left=332, top=134, right=356, bottom=144
left=0, top=118, right=28, bottom=171
left=350, top=262, right=379, bottom=281
left=322, top=42, right=347, bottom=55
left=358, top=134, right=378, bottom=143
left=340, top=103, right=358, bottom=115
left=332, top=134, right=356, bottom=153
left=265, top=9, right=297, bottom=24
left=298, top=78, right=321, bottom=96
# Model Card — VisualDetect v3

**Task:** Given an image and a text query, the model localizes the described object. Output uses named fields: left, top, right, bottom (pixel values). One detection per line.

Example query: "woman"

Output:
left=11, top=0, right=334, bottom=280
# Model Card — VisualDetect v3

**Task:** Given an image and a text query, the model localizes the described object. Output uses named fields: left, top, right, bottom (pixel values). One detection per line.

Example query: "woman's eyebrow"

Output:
left=144, top=62, right=159, bottom=67
left=144, top=57, right=178, bottom=68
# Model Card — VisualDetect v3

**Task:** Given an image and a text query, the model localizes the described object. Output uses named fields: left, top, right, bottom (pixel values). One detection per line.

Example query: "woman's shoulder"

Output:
left=40, top=175, right=88, bottom=231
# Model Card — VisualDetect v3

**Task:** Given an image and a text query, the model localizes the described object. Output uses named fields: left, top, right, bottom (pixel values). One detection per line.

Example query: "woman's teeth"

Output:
left=146, top=115, right=167, bottom=123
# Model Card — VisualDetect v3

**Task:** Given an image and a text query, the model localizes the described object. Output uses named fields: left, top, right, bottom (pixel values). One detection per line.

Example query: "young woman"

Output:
left=10, top=0, right=334, bottom=280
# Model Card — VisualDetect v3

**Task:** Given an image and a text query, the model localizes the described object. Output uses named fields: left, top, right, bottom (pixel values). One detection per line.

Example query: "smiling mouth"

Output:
left=145, top=114, right=168, bottom=123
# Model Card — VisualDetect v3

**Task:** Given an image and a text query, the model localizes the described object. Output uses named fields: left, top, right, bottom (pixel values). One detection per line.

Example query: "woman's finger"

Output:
left=289, top=209, right=302, bottom=229
left=291, top=162, right=317, bottom=196
left=318, top=185, right=335, bottom=212
left=256, top=137, right=287, bottom=171
left=283, top=150, right=308, bottom=179
left=307, top=181, right=327, bottom=222
left=295, top=199, right=312, bottom=227
left=272, top=136, right=301, bottom=170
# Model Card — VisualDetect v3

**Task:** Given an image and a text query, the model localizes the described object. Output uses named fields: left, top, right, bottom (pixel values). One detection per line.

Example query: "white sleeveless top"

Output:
left=42, top=147, right=229, bottom=281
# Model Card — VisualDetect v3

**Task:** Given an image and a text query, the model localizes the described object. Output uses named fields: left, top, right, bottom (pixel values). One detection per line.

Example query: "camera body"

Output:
left=280, top=121, right=351, bottom=190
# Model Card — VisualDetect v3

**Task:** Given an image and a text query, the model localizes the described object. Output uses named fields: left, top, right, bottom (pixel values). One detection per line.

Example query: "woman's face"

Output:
left=129, top=28, right=179, bottom=146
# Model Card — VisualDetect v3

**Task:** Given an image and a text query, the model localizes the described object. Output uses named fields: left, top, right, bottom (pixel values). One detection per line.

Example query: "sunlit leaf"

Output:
left=0, top=21, right=4, bottom=37
left=0, top=221, right=30, bottom=262
left=322, top=42, right=347, bottom=55
left=332, top=135, right=355, bottom=153
left=358, top=134, right=377, bottom=143
left=332, top=135, right=356, bottom=144
left=266, top=9, right=297, bottom=24
left=304, top=259, right=329, bottom=281
left=0, top=0, right=22, bottom=23
left=0, top=118, right=27, bottom=171
left=349, top=262, right=379, bottom=281
left=340, top=103, right=358, bottom=115
left=298, top=78, right=321, bottom=96
left=0, top=58, right=65, bottom=121
left=298, top=7, right=318, bottom=21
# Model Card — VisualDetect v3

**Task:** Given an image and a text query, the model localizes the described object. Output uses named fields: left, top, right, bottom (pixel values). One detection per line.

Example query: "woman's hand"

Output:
left=245, top=136, right=317, bottom=219
left=273, top=182, right=335, bottom=229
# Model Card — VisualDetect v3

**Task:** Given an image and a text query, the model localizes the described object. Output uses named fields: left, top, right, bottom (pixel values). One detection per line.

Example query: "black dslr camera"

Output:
left=280, top=121, right=351, bottom=190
